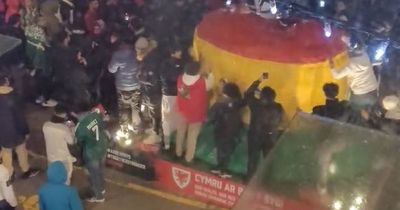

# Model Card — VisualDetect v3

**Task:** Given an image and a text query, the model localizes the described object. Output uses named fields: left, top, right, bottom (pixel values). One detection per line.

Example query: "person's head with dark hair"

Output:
left=184, top=61, right=200, bottom=76
left=342, top=32, right=364, bottom=56
left=74, top=101, right=92, bottom=114
left=169, top=44, right=183, bottom=59
left=51, top=105, right=68, bottom=123
left=54, top=30, right=70, bottom=47
left=222, top=82, right=242, bottom=100
left=260, top=86, right=276, bottom=105
left=119, top=33, right=134, bottom=49
left=93, top=20, right=105, bottom=36
left=323, top=83, right=339, bottom=99
left=88, top=0, right=99, bottom=11
left=7, top=14, right=21, bottom=27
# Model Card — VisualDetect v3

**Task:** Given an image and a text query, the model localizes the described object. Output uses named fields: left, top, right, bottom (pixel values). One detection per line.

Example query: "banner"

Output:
left=106, top=145, right=155, bottom=181
left=154, top=159, right=244, bottom=208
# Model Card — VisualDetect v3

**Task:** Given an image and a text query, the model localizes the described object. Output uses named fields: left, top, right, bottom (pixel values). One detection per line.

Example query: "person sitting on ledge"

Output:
left=312, top=82, right=347, bottom=120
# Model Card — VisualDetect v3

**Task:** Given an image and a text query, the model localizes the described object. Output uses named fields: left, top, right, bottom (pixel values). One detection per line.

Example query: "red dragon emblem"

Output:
left=172, top=167, right=191, bottom=189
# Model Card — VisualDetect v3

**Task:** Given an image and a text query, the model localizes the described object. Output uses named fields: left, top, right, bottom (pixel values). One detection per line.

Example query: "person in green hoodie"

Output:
left=75, top=104, right=109, bottom=203
left=39, top=161, right=83, bottom=210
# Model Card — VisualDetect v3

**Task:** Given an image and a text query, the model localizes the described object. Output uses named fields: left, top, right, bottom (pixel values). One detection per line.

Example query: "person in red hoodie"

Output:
left=0, top=0, right=6, bottom=24
left=84, top=0, right=100, bottom=35
left=5, top=0, right=20, bottom=23
left=176, top=61, right=213, bottom=163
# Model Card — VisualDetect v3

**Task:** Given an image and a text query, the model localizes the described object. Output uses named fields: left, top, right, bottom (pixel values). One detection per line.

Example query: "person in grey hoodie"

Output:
left=108, top=38, right=141, bottom=132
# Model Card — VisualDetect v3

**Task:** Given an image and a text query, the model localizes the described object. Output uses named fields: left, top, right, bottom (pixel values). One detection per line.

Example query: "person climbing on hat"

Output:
left=159, top=44, right=186, bottom=150
left=245, top=73, right=284, bottom=180
left=209, top=80, right=245, bottom=178
left=175, top=61, right=213, bottom=163
left=136, top=37, right=163, bottom=143
left=329, top=34, right=378, bottom=111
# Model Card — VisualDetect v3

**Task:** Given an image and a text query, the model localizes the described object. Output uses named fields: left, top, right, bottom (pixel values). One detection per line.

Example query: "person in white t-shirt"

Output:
left=0, top=164, right=17, bottom=210
left=42, top=106, right=76, bottom=185
left=330, top=35, right=378, bottom=110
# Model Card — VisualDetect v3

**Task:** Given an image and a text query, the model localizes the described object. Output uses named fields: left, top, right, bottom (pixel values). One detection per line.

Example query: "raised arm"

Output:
left=244, top=80, right=261, bottom=102
left=245, top=73, right=268, bottom=101
left=330, top=59, right=351, bottom=79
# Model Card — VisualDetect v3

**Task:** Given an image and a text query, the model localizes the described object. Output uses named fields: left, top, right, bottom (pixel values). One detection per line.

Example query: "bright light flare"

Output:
left=332, top=200, right=343, bottom=210
left=115, top=128, right=129, bottom=141
left=124, top=139, right=132, bottom=146
left=349, top=205, right=359, bottom=210
left=324, top=21, right=332, bottom=37
left=124, top=13, right=129, bottom=21
left=225, top=0, right=232, bottom=6
left=374, top=41, right=389, bottom=61
left=270, top=0, right=277, bottom=14
left=141, top=104, right=146, bottom=112
left=319, top=0, right=326, bottom=7
left=329, top=163, right=337, bottom=174
left=354, top=196, right=363, bottom=205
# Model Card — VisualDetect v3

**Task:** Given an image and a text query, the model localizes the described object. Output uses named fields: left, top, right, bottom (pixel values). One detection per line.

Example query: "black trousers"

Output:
left=247, top=132, right=276, bottom=179
left=215, top=136, right=237, bottom=171
left=0, top=200, right=14, bottom=210
left=35, top=69, right=53, bottom=101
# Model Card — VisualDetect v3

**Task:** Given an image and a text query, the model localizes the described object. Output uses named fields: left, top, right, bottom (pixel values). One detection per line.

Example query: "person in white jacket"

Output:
left=0, top=164, right=17, bottom=210
left=330, top=42, right=378, bottom=110
left=42, top=106, right=76, bottom=185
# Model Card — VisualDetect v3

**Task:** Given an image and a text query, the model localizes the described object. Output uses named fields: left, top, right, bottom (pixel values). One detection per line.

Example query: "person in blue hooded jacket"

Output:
left=38, top=161, right=83, bottom=210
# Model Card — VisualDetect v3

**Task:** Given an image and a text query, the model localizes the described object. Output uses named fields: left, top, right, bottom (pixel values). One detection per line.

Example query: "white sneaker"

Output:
left=86, top=197, right=105, bottom=203
left=210, top=169, right=222, bottom=175
left=41, top=99, right=58, bottom=107
left=220, top=173, right=232, bottom=179
left=35, top=96, right=44, bottom=104
left=30, top=69, right=37, bottom=77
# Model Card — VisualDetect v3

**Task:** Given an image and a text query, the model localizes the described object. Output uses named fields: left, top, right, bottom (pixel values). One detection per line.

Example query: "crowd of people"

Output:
left=0, top=0, right=400, bottom=209
left=0, top=0, right=208, bottom=208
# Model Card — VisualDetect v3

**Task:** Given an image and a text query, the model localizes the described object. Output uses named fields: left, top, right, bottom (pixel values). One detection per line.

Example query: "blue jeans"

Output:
left=350, top=90, right=378, bottom=111
left=85, top=158, right=105, bottom=199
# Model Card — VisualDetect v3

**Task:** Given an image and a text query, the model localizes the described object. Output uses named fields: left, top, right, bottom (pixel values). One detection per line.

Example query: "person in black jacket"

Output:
left=312, top=83, right=347, bottom=120
left=245, top=73, right=283, bottom=180
left=0, top=14, right=26, bottom=98
left=159, top=44, right=185, bottom=150
left=136, top=37, right=163, bottom=142
left=209, top=81, right=244, bottom=178
left=48, top=30, right=91, bottom=112
left=0, top=14, right=26, bottom=67
left=0, top=75, right=39, bottom=180
left=0, top=14, right=27, bottom=98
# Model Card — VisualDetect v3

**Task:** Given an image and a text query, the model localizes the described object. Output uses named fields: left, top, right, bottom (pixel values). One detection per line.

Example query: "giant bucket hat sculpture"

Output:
left=193, top=10, right=349, bottom=119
